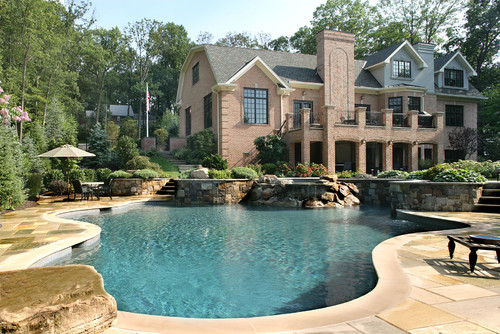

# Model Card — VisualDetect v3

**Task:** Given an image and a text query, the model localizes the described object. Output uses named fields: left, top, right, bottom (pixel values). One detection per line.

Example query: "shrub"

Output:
left=26, top=173, right=43, bottom=199
left=133, top=169, right=159, bottom=179
left=43, top=169, right=65, bottom=186
left=246, top=164, right=264, bottom=177
left=209, top=169, right=233, bottom=179
left=0, top=126, right=26, bottom=209
left=434, top=169, right=487, bottom=183
left=49, top=180, right=68, bottom=195
left=448, top=160, right=500, bottom=179
left=179, top=168, right=196, bottom=179
left=96, top=168, right=112, bottom=182
left=154, top=128, right=169, bottom=147
left=418, top=159, right=434, bottom=170
left=119, top=118, right=138, bottom=139
left=310, top=163, right=328, bottom=177
left=377, top=170, right=409, bottom=178
left=254, top=135, right=287, bottom=164
left=88, top=123, right=112, bottom=168
left=336, top=170, right=360, bottom=178
left=261, top=163, right=276, bottom=174
left=202, top=154, right=228, bottom=170
left=407, top=170, right=428, bottom=180
left=145, top=149, right=159, bottom=157
left=115, top=135, right=139, bottom=167
left=125, top=155, right=161, bottom=172
left=295, top=163, right=312, bottom=177
left=231, top=167, right=258, bottom=179
left=172, top=147, right=189, bottom=160
left=275, top=162, right=295, bottom=177
left=108, top=170, right=133, bottom=179
left=185, top=129, right=216, bottom=164
left=69, top=168, right=86, bottom=182
left=426, top=164, right=448, bottom=180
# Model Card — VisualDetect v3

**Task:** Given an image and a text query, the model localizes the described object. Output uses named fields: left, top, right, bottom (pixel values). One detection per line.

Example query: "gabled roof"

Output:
left=354, top=60, right=382, bottom=88
left=434, top=51, right=477, bottom=75
left=109, top=104, right=135, bottom=117
left=362, top=41, right=427, bottom=70
left=203, top=44, right=321, bottom=84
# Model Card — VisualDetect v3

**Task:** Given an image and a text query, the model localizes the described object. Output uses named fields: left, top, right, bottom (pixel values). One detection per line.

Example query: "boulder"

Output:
left=338, top=184, right=351, bottom=198
left=262, top=187, right=275, bottom=200
left=321, top=174, right=338, bottom=182
left=0, top=265, right=117, bottom=334
left=321, top=192, right=336, bottom=202
left=190, top=168, right=209, bottom=179
left=258, top=174, right=279, bottom=184
left=251, top=186, right=263, bottom=201
left=344, top=194, right=361, bottom=206
left=344, top=182, right=360, bottom=194
left=303, top=198, right=325, bottom=208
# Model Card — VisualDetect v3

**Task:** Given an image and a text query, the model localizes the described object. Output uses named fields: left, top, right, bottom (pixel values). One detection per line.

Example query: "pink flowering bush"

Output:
left=0, top=82, right=30, bottom=127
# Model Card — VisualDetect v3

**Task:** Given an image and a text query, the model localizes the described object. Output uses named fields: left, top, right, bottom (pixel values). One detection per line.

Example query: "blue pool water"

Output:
left=61, top=203, right=447, bottom=319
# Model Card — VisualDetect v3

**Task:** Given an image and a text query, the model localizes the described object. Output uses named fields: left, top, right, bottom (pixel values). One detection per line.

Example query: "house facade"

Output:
left=175, top=29, right=485, bottom=173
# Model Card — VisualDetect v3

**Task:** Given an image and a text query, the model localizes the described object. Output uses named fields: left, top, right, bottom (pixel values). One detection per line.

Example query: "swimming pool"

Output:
left=60, top=203, right=445, bottom=319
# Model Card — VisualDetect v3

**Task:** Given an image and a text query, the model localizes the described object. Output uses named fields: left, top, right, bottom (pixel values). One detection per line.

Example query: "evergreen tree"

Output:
left=88, top=123, right=112, bottom=168
left=0, top=126, right=26, bottom=209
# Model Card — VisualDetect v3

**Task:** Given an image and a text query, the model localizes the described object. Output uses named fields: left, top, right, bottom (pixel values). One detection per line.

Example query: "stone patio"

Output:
left=0, top=196, right=499, bottom=333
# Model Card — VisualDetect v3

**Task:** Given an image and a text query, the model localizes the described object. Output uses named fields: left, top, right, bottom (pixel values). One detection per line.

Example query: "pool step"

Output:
left=474, top=182, right=500, bottom=213
left=157, top=179, right=177, bottom=196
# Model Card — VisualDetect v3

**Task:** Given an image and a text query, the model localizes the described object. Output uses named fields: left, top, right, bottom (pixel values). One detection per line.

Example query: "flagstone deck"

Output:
left=1, top=196, right=499, bottom=333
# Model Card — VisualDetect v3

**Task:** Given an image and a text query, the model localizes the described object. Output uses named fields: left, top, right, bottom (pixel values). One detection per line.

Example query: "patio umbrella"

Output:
left=38, top=144, right=95, bottom=199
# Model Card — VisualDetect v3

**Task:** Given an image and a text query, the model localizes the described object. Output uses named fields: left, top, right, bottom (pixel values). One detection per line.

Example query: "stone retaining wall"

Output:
left=111, top=178, right=168, bottom=196
left=175, top=179, right=254, bottom=205
left=345, top=178, right=484, bottom=211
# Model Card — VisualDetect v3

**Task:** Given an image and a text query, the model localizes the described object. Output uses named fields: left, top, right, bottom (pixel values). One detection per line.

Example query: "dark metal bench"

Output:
left=447, top=235, right=500, bottom=272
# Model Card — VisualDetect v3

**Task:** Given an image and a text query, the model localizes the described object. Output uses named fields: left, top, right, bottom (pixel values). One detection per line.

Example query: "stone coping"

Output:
left=1, top=198, right=500, bottom=333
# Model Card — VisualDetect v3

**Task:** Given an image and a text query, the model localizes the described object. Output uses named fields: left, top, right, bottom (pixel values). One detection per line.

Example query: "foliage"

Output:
left=133, top=169, right=159, bottom=179
left=96, top=168, right=112, bottom=182
left=310, top=163, right=328, bottom=177
left=434, top=169, right=487, bottom=182
left=336, top=170, right=360, bottom=178
left=202, top=154, right=227, bottom=170
left=447, top=159, right=500, bottom=178
left=22, top=135, right=44, bottom=174
left=44, top=98, right=78, bottom=148
left=231, top=167, right=258, bottom=179
left=49, top=180, right=68, bottom=195
left=43, top=169, right=65, bottom=188
left=26, top=173, right=43, bottom=199
left=295, top=163, right=312, bottom=177
left=108, top=170, right=133, bottom=179
left=377, top=170, right=410, bottom=178
left=0, top=126, right=26, bottom=209
left=418, top=159, right=434, bottom=170
left=254, top=135, right=287, bottom=164
left=275, top=162, right=296, bottom=177
left=208, top=169, right=233, bottom=179
left=154, top=128, right=169, bottom=146
left=125, top=155, right=161, bottom=171
left=149, top=155, right=179, bottom=173
left=407, top=170, right=428, bottom=180
left=246, top=164, right=264, bottom=177
left=105, top=121, right=120, bottom=142
left=179, top=168, right=196, bottom=179
left=185, top=129, right=217, bottom=164
left=172, top=147, right=189, bottom=160
left=88, top=123, right=112, bottom=168
left=426, top=164, right=449, bottom=180
left=480, top=86, right=500, bottom=160
left=119, top=118, right=138, bottom=139
left=68, top=168, right=96, bottom=182
left=261, top=163, right=277, bottom=174
left=115, top=135, right=139, bottom=167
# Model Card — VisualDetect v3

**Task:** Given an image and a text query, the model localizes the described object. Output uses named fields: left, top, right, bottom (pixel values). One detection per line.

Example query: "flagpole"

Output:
left=146, top=82, right=149, bottom=137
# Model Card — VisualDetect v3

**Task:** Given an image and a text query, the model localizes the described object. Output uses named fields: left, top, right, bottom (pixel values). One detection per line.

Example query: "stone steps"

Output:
left=474, top=182, right=500, bottom=213
left=156, top=179, right=177, bottom=195
left=158, top=152, right=197, bottom=173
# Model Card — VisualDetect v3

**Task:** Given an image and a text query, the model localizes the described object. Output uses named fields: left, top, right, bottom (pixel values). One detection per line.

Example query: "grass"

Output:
left=150, top=156, right=180, bottom=178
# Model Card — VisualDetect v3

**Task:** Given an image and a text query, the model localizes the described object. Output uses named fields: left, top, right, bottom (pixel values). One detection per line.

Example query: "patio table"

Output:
left=447, top=235, right=500, bottom=272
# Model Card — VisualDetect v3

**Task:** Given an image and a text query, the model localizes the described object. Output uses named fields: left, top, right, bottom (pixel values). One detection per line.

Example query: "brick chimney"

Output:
left=316, top=29, right=355, bottom=112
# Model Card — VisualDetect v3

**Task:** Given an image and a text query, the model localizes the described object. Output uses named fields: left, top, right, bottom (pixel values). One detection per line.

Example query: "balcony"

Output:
left=365, top=111, right=384, bottom=126
left=392, top=112, right=410, bottom=127
left=418, top=114, right=435, bottom=128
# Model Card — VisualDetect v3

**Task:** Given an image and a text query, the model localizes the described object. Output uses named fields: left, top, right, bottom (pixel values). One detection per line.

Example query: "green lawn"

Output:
left=150, top=156, right=180, bottom=178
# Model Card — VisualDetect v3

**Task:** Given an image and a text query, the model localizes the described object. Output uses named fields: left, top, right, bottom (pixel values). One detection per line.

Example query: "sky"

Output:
left=87, top=0, right=326, bottom=42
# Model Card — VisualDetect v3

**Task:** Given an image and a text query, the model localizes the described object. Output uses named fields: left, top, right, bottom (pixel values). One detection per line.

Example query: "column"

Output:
left=382, top=108, right=392, bottom=128
left=385, top=141, right=393, bottom=171
left=409, top=110, right=419, bottom=130
left=322, top=105, right=336, bottom=172
left=357, top=140, right=367, bottom=173
left=410, top=141, right=419, bottom=172
left=356, top=106, right=367, bottom=129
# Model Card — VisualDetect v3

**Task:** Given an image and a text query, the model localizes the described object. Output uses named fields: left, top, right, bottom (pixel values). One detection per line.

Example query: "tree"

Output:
left=106, top=120, right=120, bottom=143
left=479, top=85, right=500, bottom=160
left=44, top=98, right=78, bottom=148
left=114, top=135, right=139, bottom=167
left=119, top=118, right=138, bottom=139
left=196, top=31, right=214, bottom=44
left=0, top=126, right=26, bottom=209
left=216, top=31, right=259, bottom=48
left=448, top=127, right=480, bottom=159
left=269, top=36, right=291, bottom=52
left=88, top=123, right=111, bottom=168
left=254, top=135, right=287, bottom=164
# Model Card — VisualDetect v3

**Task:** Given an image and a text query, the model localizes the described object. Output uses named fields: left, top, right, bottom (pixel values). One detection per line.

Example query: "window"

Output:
left=204, top=93, right=212, bottom=129
left=293, top=100, right=313, bottom=128
left=389, top=97, right=407, bottom=127
left=185, top=107, right=191, bottom=136
left=444, top=69, right=464, bottom=87
left=445, top=149, right=465, bottom=163
left=445, top=105, right=464, bottom=127
left=408, top=97, right=421, bottom=111
left=392, top=60, right=411, bottom=78
left=192, top=62, right=199, bottom=85
left=244, top=88, right=268, bottom=124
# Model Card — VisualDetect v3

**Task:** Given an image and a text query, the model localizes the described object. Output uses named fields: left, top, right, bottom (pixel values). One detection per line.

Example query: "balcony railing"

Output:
left=392, top=112, right=410, bottom=127
left=365, top=111, right=384, bottom=126
left=418, top=115, right=435, bottom=128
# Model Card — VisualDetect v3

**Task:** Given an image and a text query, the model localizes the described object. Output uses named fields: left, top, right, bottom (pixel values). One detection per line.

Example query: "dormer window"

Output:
left=444, top=69, right=464, bottom=87
left=392, top=60, right=411, bottom=78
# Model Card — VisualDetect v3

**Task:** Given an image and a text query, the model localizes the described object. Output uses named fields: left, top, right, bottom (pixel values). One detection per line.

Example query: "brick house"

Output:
left=174, top=29, right=485, bottom=173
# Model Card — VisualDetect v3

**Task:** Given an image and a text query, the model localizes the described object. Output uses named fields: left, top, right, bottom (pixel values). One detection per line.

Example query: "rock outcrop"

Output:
left=0, top=265, right=117, bottom=334
left=250, top=175, right=361, bottom=208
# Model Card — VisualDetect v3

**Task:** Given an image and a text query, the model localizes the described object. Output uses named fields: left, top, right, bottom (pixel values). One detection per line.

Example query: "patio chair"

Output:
left=97, top=178, right=113, bottom=200
left=71, top=179, right=93, bottom=200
